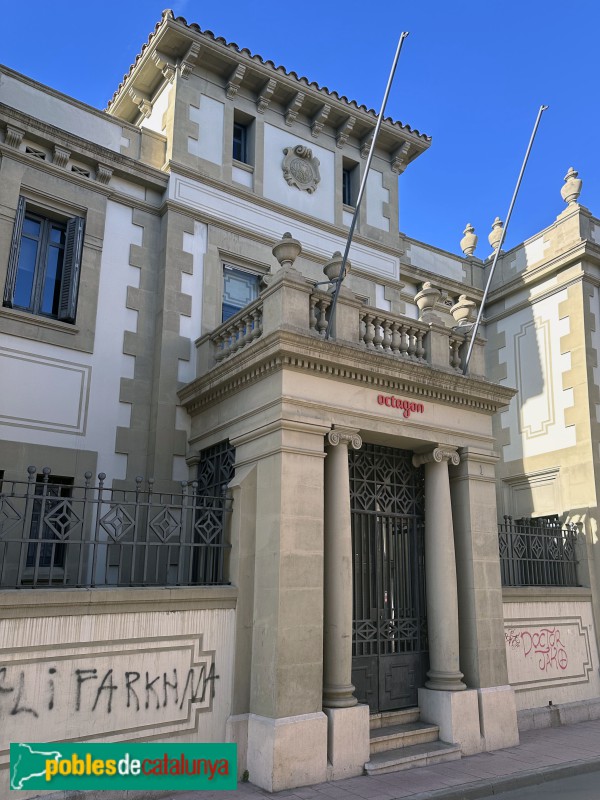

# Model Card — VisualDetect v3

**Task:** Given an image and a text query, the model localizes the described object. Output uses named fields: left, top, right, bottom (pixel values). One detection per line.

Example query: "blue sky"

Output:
left=2, top=1, right=597, bottom=257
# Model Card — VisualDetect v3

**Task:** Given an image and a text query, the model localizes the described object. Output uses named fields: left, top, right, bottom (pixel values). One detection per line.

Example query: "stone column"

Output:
left=322, top=428, right=370, bottom=781
left=323, top=427, right=362, bottom=708
left=413, top=447, right=466, bottom=692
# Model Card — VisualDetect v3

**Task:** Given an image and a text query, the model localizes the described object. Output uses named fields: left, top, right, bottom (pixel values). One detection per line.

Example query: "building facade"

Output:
left=0, top=10, right=598, bottom=796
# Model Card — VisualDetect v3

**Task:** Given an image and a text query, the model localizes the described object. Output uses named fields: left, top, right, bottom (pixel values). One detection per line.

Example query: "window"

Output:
left=26, top=474, right=74, bottom=573
left=342, top=159, right=358, bottom=207
left=222, top=264, right=260, bottom=322
left=3, top=197, right=84, bottom=323
left=233, top=122, right=248, bottom=164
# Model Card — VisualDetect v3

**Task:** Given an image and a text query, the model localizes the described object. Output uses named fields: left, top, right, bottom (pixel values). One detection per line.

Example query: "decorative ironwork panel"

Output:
left=349, top=444, right=427, bottom=711
left=499, top=515, right=579, bottom=587
left=0, top=466, right=232, bottom=590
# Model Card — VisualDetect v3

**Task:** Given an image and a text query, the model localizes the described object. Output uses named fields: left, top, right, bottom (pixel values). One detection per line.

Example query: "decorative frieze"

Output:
left=336, top=116, right=355, bottom=149
left=226, top=64, right=246, bottom=100
left=256, top=78, right=277, bottom=113
left=282, top=145, right=321, bottom=193
left=285, top=92, right=305, bottom=126
left=311, top=104, right=331, bottom=138
left=180, top=41, right=201, bottom=79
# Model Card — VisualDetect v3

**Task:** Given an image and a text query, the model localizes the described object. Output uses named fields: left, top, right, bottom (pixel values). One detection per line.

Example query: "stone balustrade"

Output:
left=359, top=309, right=428, bottom=363
left=195, top=270, right=485, bottom=379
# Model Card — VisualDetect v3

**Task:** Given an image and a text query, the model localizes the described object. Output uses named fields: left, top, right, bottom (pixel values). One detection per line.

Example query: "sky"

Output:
left=2, top=1, right=598, bottom=257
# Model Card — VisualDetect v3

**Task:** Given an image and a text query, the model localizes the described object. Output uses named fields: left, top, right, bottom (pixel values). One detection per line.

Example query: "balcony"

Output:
left=194, top=236, right=486, bottom=382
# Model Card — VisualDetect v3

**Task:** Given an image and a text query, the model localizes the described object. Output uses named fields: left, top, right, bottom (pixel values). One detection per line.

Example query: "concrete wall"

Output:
left=503, top=592, right=600, bottom=711
left=0, top=588, right=236, bottom=799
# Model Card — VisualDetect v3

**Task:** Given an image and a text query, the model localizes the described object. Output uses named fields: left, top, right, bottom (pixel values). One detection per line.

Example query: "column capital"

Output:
left=412, top=447, right=460, bottom=468
left=327, top=428, right=362, bottom=450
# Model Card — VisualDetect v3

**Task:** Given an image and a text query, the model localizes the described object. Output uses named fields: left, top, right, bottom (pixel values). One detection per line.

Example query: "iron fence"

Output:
left=0, top=468, right=232, bottom=589
left=498, top=516, right=578, bottom=587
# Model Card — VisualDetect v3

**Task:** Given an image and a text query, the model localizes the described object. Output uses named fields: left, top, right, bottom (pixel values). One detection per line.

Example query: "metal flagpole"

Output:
left=462, top=104, right=549, bottom=374
left=325, top=31, right=409, bottom=340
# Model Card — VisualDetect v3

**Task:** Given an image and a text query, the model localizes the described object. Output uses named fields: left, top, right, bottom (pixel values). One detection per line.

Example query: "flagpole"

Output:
left=325, top=31, right=409, bottom=340
left=462, top=104, right=549, bottom=374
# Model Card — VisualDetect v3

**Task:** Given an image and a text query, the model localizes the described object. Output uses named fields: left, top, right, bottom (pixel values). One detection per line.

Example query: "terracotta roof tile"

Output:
left=106, top=9, right=430, bottom=142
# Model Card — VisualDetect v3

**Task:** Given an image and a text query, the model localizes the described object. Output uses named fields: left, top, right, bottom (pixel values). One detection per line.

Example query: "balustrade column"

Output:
left=413, top=447, right=466, bottom=692
left=322, top=428, right=362, bottom=708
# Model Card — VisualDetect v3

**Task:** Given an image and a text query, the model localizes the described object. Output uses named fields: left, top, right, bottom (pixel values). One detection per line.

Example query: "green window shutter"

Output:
left=3, top=196, right=26, bottom=307
left=58, top=216, right=85, bottom=322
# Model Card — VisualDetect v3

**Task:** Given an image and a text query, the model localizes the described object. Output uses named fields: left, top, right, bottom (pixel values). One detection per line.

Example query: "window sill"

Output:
left=343, top=203, right=356, bottom=213
left=232, top=159, right=254, bottom=173
left=0, top=305, right=79, bottom=335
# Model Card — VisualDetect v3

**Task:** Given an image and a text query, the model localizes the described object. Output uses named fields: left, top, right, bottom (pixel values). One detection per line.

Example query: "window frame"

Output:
left=3, top=196, right=85, bottom=323
left=221, top=262, right=262, bottom=323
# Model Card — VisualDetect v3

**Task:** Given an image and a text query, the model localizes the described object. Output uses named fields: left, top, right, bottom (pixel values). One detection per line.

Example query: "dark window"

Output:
left=233, top=122, right=248, bottom=163
left=26, top=475, right=73, bottom=571
left=342, top=169, right=352, bottom=205
left=342, top=160, right=358, bottom=207
left=222, top=264, right=260, bottom=322
left=3, top=197, right=84, bottom=322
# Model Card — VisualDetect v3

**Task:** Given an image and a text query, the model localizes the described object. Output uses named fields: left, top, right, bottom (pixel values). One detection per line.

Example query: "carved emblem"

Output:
left=282, top=145, right=321, bottom=194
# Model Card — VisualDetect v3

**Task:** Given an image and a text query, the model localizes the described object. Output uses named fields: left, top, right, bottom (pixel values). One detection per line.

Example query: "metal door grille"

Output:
left=350, top=443, right=427, bottom=710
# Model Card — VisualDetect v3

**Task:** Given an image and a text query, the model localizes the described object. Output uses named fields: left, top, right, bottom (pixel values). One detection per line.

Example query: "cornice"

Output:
left=485, top=271, right=585, bottom=325
left=178, top=327, right=516, bottom=416
left=107, top=13, right=430, bottom=152
left=0, top=104, right=169, bottom=188
left=487, top=241, right=594, bottom=302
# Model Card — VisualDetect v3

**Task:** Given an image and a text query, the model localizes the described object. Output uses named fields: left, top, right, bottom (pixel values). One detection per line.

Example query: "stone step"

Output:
left=369, top=707, right=420, bottom=730
left=365, top=740, right=462, bottom=776
left=370, top=721, right=440, bottom=754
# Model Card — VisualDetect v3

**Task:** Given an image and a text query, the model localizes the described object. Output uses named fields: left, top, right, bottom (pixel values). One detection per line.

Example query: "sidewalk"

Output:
left=167, top=718, right=600, bottom=800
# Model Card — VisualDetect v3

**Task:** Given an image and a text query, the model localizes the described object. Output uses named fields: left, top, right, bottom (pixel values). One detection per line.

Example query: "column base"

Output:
left=418, top=687, right=483, bottom=755
left=322, top=682, right=358, bottom=709
left=425, top=668, right=467, bottom=692
left=226, top=714, right=249, bottom=780
left=324, top=704, right=370, bottom=781
left=478, top=686, right=519, bottom=750
left=247, top=711, right=327, bottom=792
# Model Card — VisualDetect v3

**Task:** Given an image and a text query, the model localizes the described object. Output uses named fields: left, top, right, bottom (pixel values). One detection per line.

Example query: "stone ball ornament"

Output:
left=282, top=145, right=321, bottom=194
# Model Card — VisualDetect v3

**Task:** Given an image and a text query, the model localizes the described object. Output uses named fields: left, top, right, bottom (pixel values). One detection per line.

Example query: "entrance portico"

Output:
left=179, top=258, right=519, bottom=791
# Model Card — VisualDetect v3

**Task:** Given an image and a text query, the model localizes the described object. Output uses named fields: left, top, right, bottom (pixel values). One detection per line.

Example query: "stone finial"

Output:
left=488, top=217, right=504, bottom=252
left=450, top=294, right=477, bottom=326
left=414, top=281, right=442, bottom=322
left=272, top=232, right=302, bottom=270
left=561, top=167, right=582, bottom=206
left=323, top=251, right=351, bottom=284
left=460, top=223, right=478, bottom=256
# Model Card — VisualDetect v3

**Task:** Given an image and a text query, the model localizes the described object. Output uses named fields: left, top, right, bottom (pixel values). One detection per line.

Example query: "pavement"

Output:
left=165, top=717, right=600, bottom=800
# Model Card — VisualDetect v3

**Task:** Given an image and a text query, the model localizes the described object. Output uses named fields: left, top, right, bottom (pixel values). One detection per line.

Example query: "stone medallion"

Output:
left=282, top=145, right=321, bottom=194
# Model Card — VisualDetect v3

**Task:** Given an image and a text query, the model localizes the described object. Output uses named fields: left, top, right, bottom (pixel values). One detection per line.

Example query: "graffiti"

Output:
left=504, top=629, right=521, bottom=649
left=0, top=663, right=218, bottom=720
left=520, top=627, right=568, bottom=672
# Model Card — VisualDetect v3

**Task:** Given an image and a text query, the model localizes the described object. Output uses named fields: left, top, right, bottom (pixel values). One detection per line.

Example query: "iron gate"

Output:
left=350, top=443, right=428, bottom=712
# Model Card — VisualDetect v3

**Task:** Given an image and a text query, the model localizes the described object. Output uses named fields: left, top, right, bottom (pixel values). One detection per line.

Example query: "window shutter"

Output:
left=3, top=196, right=26, bottom=307
left=58, top=216, right=85, bottom=322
